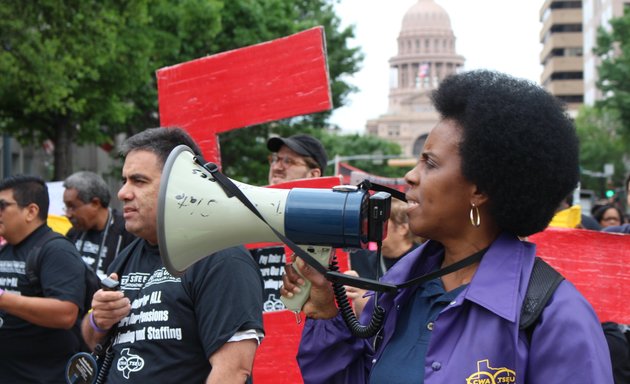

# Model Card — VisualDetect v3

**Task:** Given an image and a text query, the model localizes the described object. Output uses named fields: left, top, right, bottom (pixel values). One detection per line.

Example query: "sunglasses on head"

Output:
left=0, top=200, right=17, bottom=211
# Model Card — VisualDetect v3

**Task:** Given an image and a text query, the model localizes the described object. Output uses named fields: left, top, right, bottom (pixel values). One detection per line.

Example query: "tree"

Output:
left=576, top=8, right=630, bottom=196
left=0, top=1, right=156, bottom=179
left=319, top=131, right=408, bottom=179
left=594, top=8, right=630, bottom=147
left=0, top=0, right=362, bottom=180
left=122, top=0, right=224, bottom=133
left=574, top=106, right=627, bottom=194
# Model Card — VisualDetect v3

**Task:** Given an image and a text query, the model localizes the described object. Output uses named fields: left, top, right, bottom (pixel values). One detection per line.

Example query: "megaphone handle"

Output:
left=281, top=247, right=333, bottom=316
left=281, top=265, right=313, bottom=315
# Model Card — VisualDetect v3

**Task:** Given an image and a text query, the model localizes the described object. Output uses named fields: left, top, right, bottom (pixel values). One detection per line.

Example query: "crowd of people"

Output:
left=0, top=69, right=628, bottom=383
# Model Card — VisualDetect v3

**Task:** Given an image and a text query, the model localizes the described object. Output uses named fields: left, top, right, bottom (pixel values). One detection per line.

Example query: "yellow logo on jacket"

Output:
left=466, top=359, right=516, bottom=384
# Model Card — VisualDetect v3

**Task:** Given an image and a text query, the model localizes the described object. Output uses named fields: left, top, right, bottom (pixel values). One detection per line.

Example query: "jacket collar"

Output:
left=381, top=232, right=536, bottom=323
left=465, top=232, right=535, bottom=322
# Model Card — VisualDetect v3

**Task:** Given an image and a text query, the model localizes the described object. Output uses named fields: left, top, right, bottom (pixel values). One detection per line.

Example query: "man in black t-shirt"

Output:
left=0, top=175, right=88, bottom=383
left=82, top=127, right=264, bottom=383
left=257, top=134, right=329, bottom=312
left=63, top=171, right=135, bottom=279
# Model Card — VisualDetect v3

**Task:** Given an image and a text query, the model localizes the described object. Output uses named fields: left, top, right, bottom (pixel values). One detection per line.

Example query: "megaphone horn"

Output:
left=157, top=145, right=375, bottom=276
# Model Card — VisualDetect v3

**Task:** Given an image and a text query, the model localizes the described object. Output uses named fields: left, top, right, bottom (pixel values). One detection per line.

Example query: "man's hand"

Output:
left=90, top=273, right=131, bottom=331
left=81, top=273, right=131, bottom=350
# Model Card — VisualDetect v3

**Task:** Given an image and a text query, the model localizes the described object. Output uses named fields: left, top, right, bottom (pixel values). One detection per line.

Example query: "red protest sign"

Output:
left=157, top=26, right=332, bottom=166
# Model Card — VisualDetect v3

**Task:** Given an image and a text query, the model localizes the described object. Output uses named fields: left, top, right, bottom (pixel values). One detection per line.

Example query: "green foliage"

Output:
left=218, top=125, right=272, bottom=185
left=123, top=0, right=224, bottom=131
left=594, top=8, right=630, bottom=147
left=0, top=0, right=364, bottom=181
left=574, top=106, right=627, bottom=193
left=319, top=131, right=408, bottom=179
left=0, top=1, right=155, bottom=178
left=578, top=7, right=630, bottom=197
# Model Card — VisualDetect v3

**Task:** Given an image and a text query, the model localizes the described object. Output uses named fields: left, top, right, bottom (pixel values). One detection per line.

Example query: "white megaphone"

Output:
left=157, top=145, right=391, bottom=273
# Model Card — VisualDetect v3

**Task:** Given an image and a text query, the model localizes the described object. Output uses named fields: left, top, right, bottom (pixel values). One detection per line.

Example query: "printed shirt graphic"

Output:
left=251, top=246, right=286, bottom=312
left=466, top=359, right=516, bottom=384
left=74, top=230, right=109, bottom=279
left=105, top=240, right=264, bottom=383
left=106, top=244, right=206, bottom=383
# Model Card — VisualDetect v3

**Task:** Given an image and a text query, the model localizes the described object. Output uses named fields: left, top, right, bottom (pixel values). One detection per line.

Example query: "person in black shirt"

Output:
left=63, top=171, right=135, bottom=279
left=0, top=175, right=88, bottom=383
left=81, top=127, right=264, bottom=383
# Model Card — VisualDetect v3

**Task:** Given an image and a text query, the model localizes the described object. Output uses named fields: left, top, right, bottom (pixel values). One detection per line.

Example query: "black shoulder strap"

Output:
left=109, top=237, right=142, bottom=277
left=519, top=257, right=564, bottom=340
left=25, top=230, right=68, bottom=294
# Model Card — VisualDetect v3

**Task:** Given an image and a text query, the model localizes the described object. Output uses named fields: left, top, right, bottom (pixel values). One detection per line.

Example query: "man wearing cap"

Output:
left=267, top=134, right=328, bottom=185
left=255, top=134, right=328, bottom=313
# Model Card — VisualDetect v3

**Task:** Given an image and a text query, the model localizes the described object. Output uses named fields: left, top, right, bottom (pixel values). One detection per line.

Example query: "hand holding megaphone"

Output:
left=281, top=248, right=339, bottom=320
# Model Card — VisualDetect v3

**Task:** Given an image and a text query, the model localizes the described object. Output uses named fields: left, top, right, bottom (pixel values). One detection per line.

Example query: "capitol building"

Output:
left=365, top=0, right=464, bottom=158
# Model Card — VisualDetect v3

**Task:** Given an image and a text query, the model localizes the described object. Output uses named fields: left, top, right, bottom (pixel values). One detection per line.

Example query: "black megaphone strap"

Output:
left=199, top=160, right=484, bottom=294
left=199, top=161, right=399, bottom=292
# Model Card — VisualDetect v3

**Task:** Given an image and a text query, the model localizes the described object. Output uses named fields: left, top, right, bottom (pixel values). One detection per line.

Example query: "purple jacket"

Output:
left=297, top=233, right=613, bottom=383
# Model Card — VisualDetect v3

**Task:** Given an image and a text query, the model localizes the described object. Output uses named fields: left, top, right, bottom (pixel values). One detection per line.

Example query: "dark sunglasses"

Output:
left=0, top=200, right=17, bottom=211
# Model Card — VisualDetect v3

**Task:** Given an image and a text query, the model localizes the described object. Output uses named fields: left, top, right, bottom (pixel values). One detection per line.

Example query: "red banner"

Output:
left=254, top=228, right=630, bottom=383
left=529, top=227, right=630, bottom=324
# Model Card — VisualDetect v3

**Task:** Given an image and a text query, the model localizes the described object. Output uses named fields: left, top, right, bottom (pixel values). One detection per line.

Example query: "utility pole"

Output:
left=2, top=134, right=11, bottom=178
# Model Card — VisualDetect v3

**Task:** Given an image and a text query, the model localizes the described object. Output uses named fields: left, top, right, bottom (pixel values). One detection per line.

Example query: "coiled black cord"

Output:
left=329, top=256, right=386, bottom=339
left=94, top=344, right=114, bottom=384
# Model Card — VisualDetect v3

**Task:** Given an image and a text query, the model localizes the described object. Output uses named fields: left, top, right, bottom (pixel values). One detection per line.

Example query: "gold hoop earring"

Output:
left=469, top=203, right=481, bottom=227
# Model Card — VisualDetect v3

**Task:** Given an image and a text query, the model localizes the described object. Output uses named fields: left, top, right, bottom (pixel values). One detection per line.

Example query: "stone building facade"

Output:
left=365, top=0, right=464, bottom=157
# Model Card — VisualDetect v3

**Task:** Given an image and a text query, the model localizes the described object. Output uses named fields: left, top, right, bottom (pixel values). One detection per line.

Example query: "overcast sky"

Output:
left=330, top=0, right=545, bottom=133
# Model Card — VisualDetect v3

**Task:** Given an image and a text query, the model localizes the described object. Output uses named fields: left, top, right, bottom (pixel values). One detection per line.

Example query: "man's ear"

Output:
left=393, top=222, right=410, bottom=236
left=24, top=203, right=41, bottom=223
left=90, top=197, right=103, bottom=208
left=308, top=168, right=322, bottom=178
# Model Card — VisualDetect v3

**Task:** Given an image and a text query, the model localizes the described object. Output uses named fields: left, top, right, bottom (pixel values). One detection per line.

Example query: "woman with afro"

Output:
left=282, top=70, right=613, bottom=383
